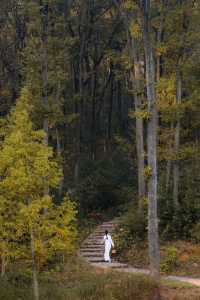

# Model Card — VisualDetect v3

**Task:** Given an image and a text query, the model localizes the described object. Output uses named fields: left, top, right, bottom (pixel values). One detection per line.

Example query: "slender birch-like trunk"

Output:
left=30, top=226, right=39, bottom=300
left=173, top=71, right=182, bottom=208
left=142, top=0, right=160, bottom=281
left=166, top=123, right=174, bottom=192
left=130, top=37, right=146, bottom=205
left=56, top=128, right=63, bottom=198
left=113, top=0, right=146, bottom=206
left=1, top=254, right=6, bottom=277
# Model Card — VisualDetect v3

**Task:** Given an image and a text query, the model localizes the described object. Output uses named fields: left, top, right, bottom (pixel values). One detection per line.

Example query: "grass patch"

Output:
left=0, top=257, right=158, bottom=300
left=1, top=256, right=200, bottom=300
left=116, top=240, right=200, bottom=277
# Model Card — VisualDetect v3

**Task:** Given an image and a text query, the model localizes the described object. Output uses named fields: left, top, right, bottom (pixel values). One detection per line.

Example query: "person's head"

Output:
left=105, top=230, right=108, bottom=235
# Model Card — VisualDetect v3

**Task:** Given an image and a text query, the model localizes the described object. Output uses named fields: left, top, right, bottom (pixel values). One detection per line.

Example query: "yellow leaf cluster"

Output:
left=0, top=88, right=77, bottom=272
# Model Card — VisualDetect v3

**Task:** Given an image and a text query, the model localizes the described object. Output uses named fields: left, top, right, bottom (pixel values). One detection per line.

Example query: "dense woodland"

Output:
left=0, top=0, right=200, bottom=299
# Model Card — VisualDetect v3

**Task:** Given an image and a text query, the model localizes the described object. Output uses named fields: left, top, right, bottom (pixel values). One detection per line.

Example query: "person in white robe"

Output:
left=102, top=230, right=114, bottom=262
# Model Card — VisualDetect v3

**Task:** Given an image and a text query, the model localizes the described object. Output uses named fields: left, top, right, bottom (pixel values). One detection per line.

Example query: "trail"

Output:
left=80, top=220, right=200, bottom=287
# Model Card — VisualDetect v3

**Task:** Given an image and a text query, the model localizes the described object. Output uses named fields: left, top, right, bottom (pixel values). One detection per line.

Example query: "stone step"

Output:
left=82, top=244, right=103, bottom=248
left=84, top=240, right=103, bottom=244
left=87, top=235, right=104, bottom=238
left=98, top=226, right=114, bottom=230
left=86, top=257, right=105, bottom=263
left=80, top=244, right=103, bottom=248
left=91, top=262, right=127, bottom=269
left=86, top=239, right=103, bottom=243
left=81, top=244, right=103, bottom=248
left=98, top=225, right=115, bottom=228
left=80, top=252, right=103, bottom=258
left=80, top=248, right=104, bottom=252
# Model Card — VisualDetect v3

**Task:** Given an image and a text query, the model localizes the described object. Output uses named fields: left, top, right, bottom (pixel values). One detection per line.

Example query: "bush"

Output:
left=0, top=261, right=158, bottom=300
left=160, top=246, right=179, bottom=273
left=113, top=204, right=147, bottom=256
left=191, top=221, right=200, bottom=242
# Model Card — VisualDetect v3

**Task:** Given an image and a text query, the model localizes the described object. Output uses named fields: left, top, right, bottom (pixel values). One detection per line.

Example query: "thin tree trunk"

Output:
left=173, top=71, right=182, bottom=209
left=142, top=0, right=160, bottom=281
left=1, top=254, right=6, bottom=277
left=112, top=0, right=146, bottom=207
left=107, top=72, right=114, bottom=152
left=40, top=2, right=49, bottom=146
left=91, top=69, right=97, bottom=160
left=129, top=36, right=146, bottom=206
left=56, top=128, right=63, bottom=198
left=74, top=1, right=88, bottom=184
left=30, top=226, right=39, bottom=300
left=166, top=160, right=171, bottom=192
left=166, top=123, right=174, bottom=192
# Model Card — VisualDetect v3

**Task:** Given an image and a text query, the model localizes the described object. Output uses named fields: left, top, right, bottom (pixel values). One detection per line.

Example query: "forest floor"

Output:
left=119, top=240, right=200, bottom=278
left=1, top=257, right=200, bottom=300
left=79, top=220, right=200, bottom=299
left=1, top=221, right=200, bottom=300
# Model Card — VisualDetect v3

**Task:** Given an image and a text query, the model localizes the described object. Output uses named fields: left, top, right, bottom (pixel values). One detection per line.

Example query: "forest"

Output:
left=0, top=0, right=200, bottom=299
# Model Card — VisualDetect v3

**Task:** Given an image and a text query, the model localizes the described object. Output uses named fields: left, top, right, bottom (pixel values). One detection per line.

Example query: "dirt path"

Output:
left=79, top=220, right=200, bottom=287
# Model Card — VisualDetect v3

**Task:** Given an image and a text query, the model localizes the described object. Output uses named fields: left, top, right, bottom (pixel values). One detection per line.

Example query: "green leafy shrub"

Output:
left=191, top=222, right=200, bottom=242
left=160, top=246, right=179, bottom=273
left=113, top=204, right=147, bottom=256
left=0, top=259, right=158, bottom=300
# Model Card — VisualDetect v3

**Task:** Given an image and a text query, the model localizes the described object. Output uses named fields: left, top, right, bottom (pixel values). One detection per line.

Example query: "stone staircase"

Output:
left=80, top=220, right=200, bottom=287
left=79, top=220, right=128, bottom=269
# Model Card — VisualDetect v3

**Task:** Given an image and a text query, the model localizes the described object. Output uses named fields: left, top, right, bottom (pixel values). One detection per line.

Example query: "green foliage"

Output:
left=113, top=204, right=147, bottom=255
left=0, top=88, right=77, bottom=274
left=0, top=259, right=158, bottom=300
left=191, top=222, right=200, bottom=243
left=160, top=246, right=179, bottom=273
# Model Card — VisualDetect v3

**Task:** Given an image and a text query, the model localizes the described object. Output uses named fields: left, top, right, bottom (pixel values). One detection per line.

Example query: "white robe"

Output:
left=103, top=234, right=114, bottom=262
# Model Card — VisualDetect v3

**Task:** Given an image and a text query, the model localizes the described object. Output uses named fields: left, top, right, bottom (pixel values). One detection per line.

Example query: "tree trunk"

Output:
left=173, top=71, right=182, bottom=209
left=129, top=36, right=146, bottom=206
left=166, top=123, right=174, bottom=192
left=166, top=159, right=171, bottom=192
left=40, top=2, right=49, bottom=146
left=142, top=0, right=160, bottom=281
left=37, top=2, right=50, bottom=203
left=74, top=0, right=88, bottom=183
left=1, top=254, right=6, bottom=277
left=30, top=226, right=39, bottom=300
left=56, top=128, right=63, bottom=198
left=112, top=0, right=146, bottom=207
left=107, top=72, right=114, bottom=152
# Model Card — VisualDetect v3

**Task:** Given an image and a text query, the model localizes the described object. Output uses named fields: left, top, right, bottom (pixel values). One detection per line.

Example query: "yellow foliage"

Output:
left=155, top=43, right=167, bottom=57
left=0, top=88, right=77, bottom=272
left=129, top=110, right=150, bottom=120
left=143, top=166, right=152, bottom=179
left=122, top=0, right=137, bottom=11
left=130, top=21, right=142, bottom=39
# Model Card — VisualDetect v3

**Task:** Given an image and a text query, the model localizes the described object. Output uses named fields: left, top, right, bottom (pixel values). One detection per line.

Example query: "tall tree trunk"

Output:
left=142, top=0, right=160, bottom=281
left=173, top=71, right=182, bottom=209
left=30, top=226, right=39, bottom=300
left=156, top=14, right=164, bottom=82
left=1, top=254, right=6, bottom=277
left=166, top=123, right=174, bottom=192
left=91, top=69, right=97, bottom=160
left=129, top=36, right=146, bottom=206
left=74, top=0, right=88, bottom=184
left=56, top=128, right=63, bottom=198
left=166, top=159, right=171, bottom=192
left=40, top=2, right=49, bottom=146
left=107, top=72, right=114, bottom=152
left=112, top=0, right=146, bottom=207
